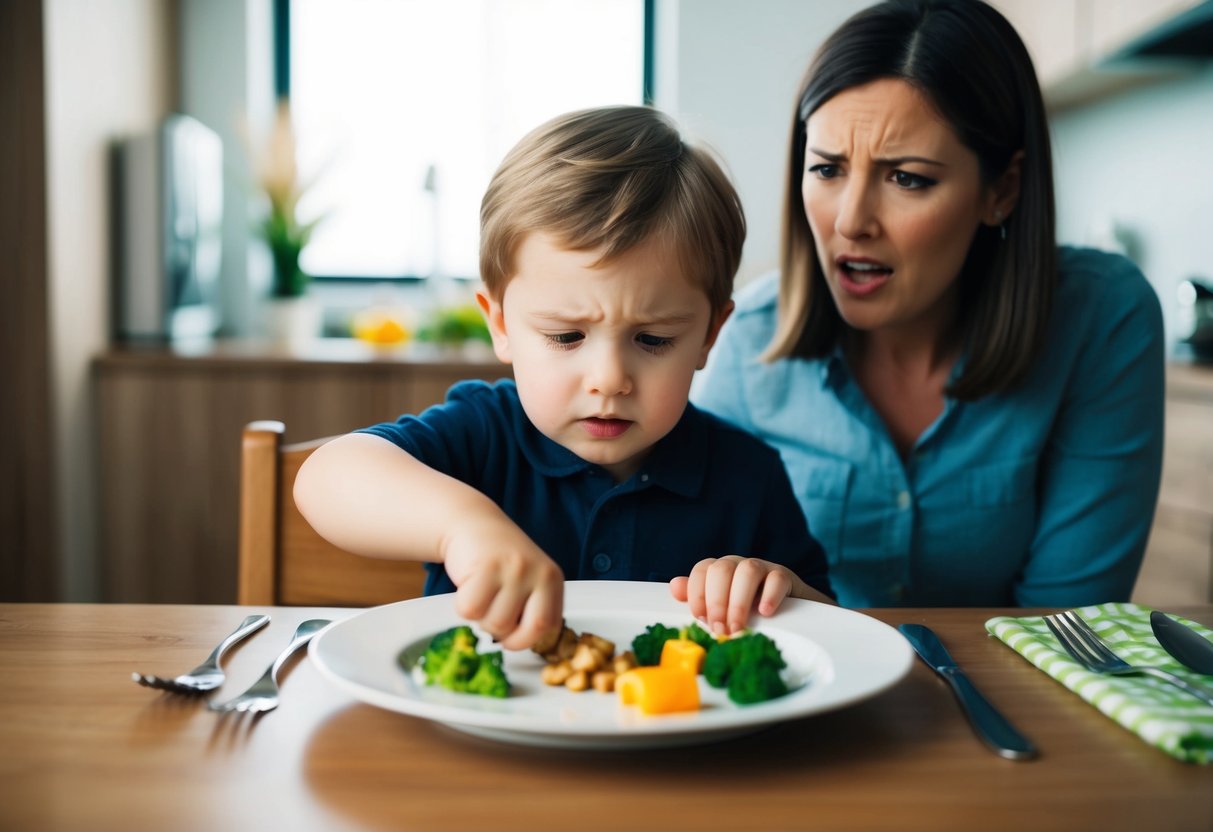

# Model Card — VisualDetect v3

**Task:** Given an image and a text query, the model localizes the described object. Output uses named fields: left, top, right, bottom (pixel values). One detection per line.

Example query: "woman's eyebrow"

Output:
left=808, top=146, right=946, bottom=167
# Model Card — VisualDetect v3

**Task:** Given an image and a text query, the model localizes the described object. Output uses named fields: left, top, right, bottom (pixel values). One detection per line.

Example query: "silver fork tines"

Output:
left=208, top=619, right=330, bottom=714
left=132, top=614, right=270, bottom=694
left=1044, top=610, right=1213, bottom=707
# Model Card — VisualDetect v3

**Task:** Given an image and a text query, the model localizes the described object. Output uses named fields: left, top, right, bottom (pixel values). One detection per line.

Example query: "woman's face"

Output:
left=802, top=78, right=1003, bottom=341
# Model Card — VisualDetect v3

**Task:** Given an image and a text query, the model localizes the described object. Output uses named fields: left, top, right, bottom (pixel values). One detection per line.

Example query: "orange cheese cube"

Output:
left=660, top=638, right=706, bottom=674
left=616, top=666, right=700, bottom=715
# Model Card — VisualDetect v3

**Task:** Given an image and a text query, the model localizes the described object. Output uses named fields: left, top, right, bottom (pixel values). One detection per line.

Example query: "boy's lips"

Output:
left=580, top=417, right=633, bottom=438
left=835, top=255, right=892, bottom=297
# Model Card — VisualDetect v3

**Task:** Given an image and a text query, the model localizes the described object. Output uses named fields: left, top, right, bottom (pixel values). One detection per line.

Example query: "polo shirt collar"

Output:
left=513, top=404, right=708, bottom=498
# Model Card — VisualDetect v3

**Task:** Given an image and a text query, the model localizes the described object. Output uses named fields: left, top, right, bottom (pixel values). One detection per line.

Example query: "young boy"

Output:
left=294, top=106, right=832, bottom=651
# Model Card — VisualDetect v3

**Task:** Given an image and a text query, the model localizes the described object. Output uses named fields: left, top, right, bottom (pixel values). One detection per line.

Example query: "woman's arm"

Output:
left=1016, top=267, right=1165, bottom=606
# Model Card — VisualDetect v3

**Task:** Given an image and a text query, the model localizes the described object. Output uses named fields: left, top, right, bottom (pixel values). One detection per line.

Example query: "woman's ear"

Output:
left=476, top=288, right=513, bottom=364
left=697, top=301, right=735, bottom=370
left=983, top=149, right=1024, bottom=227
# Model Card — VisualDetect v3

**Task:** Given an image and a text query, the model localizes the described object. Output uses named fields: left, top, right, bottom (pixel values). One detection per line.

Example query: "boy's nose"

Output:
left=585, top=348, right=633, bottom=397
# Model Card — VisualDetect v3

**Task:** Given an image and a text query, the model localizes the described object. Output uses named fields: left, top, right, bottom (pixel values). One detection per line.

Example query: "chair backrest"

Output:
left=238, top=420, right=428, bottom=606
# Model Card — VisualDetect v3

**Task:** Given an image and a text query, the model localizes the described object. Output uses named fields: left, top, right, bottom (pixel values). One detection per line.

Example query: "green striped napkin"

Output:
left=985, top=602, right=1213, bottom=764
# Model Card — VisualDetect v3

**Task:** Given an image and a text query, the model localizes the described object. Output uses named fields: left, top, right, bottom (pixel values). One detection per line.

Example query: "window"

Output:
left=287, top=0, right=648, bottom=282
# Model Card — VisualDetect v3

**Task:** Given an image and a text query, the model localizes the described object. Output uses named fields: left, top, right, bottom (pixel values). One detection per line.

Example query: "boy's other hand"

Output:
left=441, top=517, right=565, bottom=651
left=670, top=556, right=831, bottom=635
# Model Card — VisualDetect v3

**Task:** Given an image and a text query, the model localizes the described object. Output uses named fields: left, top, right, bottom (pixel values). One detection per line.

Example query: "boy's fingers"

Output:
left=703, top=557, right=740, bottom=635
left=668, top=575, right=690, bottom=602
left=756, top=567, right=792, bottom=617
left=498, top=580, right=563, bottom=651
left=684, top=561, right=712, bottom=622
left=479, top=581, right=529, bottom=644
left=726, top=559, right=767, bottom=633
left=453, top=571, right=495, bottom=622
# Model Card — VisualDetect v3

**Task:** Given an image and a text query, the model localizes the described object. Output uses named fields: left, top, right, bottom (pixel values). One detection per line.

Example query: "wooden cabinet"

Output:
left=989, top=0, right=1203, bottom=110
left=94, top=340, right=511, bottom=604
left=1133, top=363, right=1213, bottom=605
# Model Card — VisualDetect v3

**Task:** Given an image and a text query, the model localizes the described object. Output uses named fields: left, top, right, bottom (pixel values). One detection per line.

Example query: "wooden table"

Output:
left=2, top=604, right=1210, bottom=832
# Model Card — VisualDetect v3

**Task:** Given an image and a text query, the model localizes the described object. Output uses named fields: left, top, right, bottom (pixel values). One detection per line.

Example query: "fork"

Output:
left=208, top=619, right=330, bottom=714
left=1044, top=610, right=1213, bottom=707
left=132, top=614, right=270, bottom=693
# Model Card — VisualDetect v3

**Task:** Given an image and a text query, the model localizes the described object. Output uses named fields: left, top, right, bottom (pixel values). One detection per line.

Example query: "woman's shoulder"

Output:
left=1050, top=245, right=1163, bottom=359
left=1056, top=246, right=1156, bottom=309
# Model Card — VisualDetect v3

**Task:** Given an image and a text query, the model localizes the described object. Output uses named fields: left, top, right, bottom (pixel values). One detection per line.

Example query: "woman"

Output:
left=688, top=0, right=1164, bottom=608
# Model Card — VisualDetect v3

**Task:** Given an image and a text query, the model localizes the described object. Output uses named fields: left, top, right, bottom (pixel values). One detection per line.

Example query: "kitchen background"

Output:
left=3, top=0, right=1211, bottom=605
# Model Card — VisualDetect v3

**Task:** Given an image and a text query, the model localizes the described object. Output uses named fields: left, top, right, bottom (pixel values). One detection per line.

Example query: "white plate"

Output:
left=310, top=580, right=913, bottom=750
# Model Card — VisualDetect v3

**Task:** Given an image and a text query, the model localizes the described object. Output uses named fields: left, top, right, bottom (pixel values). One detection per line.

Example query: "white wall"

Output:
left=653, top=0, right=862, bottom=285
left=1050, top=64, right=1213, bottom=349
left=43, top=0, right=174, bottom=599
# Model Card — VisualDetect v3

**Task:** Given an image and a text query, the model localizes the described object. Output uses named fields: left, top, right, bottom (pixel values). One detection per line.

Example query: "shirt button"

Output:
left=896, top=490, right=912, bottom=510
left=592, top=553, right=612, bottom=573
left=640, top=473, right=650, bottom=483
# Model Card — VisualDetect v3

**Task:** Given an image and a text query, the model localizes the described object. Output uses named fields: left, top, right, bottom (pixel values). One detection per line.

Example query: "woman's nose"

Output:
left=585, top=346, right=633, bottom=397
left=834, top=181, right=879, bottom=239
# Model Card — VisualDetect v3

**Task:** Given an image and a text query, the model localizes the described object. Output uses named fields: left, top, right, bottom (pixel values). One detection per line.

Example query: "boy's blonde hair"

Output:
left=480, top=106, right=744, bottom=317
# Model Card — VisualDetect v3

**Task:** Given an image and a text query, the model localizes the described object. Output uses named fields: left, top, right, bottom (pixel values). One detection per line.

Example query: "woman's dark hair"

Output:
left=765, top=0, right=1055, bottom=400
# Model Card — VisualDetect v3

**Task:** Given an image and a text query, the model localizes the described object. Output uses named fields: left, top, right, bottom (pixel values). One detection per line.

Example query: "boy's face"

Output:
left=477, top=232, right=732, bottom=482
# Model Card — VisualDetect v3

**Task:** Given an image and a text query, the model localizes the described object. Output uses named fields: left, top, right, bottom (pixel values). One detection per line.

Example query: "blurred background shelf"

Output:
left=1133, top=362, right=1213, bottom=606
left=93, top=339, right=510, bottom=604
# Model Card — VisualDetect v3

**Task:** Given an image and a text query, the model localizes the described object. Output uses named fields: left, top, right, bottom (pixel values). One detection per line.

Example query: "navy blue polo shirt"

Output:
left=359, top=379, right=832, bottom=598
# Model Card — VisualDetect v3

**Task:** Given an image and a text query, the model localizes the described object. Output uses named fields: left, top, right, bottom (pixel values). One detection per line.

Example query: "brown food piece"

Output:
left=534, top=622, right=579, bottom=664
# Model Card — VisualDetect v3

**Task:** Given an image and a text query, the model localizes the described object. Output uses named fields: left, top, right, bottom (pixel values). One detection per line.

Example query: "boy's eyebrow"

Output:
left=808, top=147, right=947, bottom=167
left=529, top=309, right=700, bottom=326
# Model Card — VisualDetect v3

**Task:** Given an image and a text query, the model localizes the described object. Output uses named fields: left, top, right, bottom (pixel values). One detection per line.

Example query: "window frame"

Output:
left=272, top=0, right=655, bottom=285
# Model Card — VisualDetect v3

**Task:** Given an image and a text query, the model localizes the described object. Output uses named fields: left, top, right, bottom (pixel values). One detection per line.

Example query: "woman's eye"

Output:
left=544, top=332, right=583, bottom=349
left=636, top=333, right=674, bottom=353
left=891, top=170, right=936, bottom=190
left=807, top=163, right=840, bottom=179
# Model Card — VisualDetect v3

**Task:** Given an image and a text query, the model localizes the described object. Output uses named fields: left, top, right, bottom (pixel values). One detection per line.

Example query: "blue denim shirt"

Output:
left=360, top=380, right=832, bottom=598
left=692, top=247, right=1164, bottom=608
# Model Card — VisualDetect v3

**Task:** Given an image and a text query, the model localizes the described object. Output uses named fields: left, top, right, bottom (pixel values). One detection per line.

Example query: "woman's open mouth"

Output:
left=836, top=257, right=892, bottom=297
left=581, top=417, right=633, bottom=438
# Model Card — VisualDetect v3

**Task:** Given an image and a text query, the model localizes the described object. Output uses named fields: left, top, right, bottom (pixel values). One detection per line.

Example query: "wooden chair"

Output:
left=238, top=420, right=428, bottom=606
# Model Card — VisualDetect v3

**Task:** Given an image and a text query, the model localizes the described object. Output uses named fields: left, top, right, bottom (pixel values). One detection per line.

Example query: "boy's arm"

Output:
left=294, top=432, right=564, bottom=648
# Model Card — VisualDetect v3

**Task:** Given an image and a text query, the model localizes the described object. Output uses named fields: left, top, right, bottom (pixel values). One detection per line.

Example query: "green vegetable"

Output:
left=631, top=623, right=681, bottom=666
left=702, top=631, right=789, bottom=705
left=681, top=622, right=715, bottom=652
left=414, top=625, right=510, bottom=697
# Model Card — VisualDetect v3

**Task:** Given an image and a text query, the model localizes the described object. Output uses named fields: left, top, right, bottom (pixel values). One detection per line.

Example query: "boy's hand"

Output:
left=669, top=556, right=831, bottom=635
left=441, top=516, right=565, bottom=651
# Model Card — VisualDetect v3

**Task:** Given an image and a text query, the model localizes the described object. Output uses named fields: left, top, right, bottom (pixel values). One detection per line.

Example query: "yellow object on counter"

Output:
left=616, top=666, right=700, bottom=715
left=352, top=308, right=411, bottom=346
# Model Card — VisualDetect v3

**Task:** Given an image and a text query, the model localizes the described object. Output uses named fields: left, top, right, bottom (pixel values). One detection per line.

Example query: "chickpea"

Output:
left=565, top=669, right=590, bottom=692
left=591, top=670, right=616, bottom=693
left=570, top=643, right=606, bottom=672
left=540, top=660, right=573, bottom=686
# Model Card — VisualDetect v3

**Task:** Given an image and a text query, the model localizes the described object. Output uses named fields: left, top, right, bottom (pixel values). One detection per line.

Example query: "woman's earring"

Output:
left=993, top=210, right=1007, bottom=242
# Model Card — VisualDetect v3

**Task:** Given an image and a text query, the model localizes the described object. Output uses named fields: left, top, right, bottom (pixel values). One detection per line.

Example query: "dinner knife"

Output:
left=898, top=624, right=1038, bottom=760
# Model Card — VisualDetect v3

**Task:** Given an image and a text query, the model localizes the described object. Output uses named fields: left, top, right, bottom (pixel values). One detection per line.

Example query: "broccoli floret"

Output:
left=415, top=625, right=510, bottom=697
left=680, top=622, right=716, bottom=653
left=701, top=631, right=789, bottom=705
left=702, top=637, right=739, bottom=688
left=728, top=659, right=788, bottom=704
left=466, top=649, right=510, bottom=698
left=631, top=623, right=681, bottom=666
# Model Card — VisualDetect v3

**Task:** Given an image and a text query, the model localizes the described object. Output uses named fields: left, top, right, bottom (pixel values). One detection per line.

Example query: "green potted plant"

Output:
left=253, top=101, right=324, bottom=342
